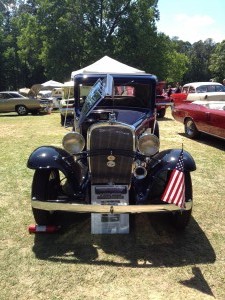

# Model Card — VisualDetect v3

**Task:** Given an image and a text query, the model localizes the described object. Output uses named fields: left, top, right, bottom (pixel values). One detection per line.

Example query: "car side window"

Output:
left=215, top=85, right=224, bottom=92
left=207, top=85, right=215, bottom=92
left=196, top=86, right=207, bottom=93
left=182, top=87, right=189, bottom=93
left=189, top=86, right=195, bottom=93
left=9, top=92, right=22, bottom=98
left=0, top=93, right=8, bottom=99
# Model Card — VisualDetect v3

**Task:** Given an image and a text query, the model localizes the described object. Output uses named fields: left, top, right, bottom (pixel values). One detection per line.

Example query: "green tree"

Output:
left=0, top=12, right=5, bottom=90
left=149, top=34, right=189, bottom=83
left=30, top=0, right=160, bottom=81
left=209, top=40, right=225, bottom=82
left=184, top=39, right=216, bottom=82
left=165, top=50, right=189, bottom=83
left=16, top=13, right=46, bottom=86
left=113, top=0, right=160, bottom=73
left=4, top=0, right=222, bottom=90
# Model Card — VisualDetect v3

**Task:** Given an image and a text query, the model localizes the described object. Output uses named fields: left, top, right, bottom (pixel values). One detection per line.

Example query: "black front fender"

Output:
left=27, top=146, right=82, bottom=188
left=152, top=148, right=196, bottom=172
left=134, top=149, right=196, bottom=204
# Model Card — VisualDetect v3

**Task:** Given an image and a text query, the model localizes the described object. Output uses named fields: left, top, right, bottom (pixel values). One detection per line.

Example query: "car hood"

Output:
left=90, top=108, right=151, bottom=127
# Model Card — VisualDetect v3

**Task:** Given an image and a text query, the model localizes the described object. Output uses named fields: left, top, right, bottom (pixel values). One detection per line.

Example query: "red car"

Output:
left=156, top=81, right=173, bottom=118
left=172, top=101, right=225, bottom=140
left=171, top=82, right=225, bottom=106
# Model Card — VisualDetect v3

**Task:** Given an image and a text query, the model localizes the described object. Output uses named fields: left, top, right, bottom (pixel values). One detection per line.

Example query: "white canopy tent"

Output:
left=63, top=80, right=74, bottom=87
left=71, top=56, right=145, bottom=79
left=41, top=80, right=64, bottom=88
left=63, top=81, right=74, bottom=99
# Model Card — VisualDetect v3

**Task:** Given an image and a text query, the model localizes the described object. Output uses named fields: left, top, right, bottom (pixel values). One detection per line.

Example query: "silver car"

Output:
left=0, top=91, right=53, bottom=115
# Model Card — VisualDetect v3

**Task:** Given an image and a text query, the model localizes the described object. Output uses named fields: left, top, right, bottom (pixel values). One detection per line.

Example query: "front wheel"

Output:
left=31, top=169, right=61, bottom=225
left=157, top=108, right=166, bottom=118
left=170, top=172, right=193, bottom=230
left=60, top=114, right=65, bottom=126
left=184, top=118, right=200, bottom=139
left=16, top=105, right=29, bottom=115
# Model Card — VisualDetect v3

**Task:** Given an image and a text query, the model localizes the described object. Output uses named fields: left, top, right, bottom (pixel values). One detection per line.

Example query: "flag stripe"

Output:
left=173, top=174, right=184, bottom=203
left=169, top=171, right=183, bottom=200
left=162, top=170, right=181, bottom=200
left=174, top=176, right=185, bottom=206
left=161, top=150, right=185, bottom=208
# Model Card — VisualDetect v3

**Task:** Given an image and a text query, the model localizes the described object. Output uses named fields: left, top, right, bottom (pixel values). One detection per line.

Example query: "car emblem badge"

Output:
left=107, top=161, right=116, bottom=168
left=107, top=155, right=115, bottom=161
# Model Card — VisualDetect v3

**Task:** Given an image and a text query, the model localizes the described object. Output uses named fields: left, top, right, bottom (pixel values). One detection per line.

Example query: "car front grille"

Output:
left=40, top=99, right=53, bottom=105
left=88, top=123, right=135, bottom=184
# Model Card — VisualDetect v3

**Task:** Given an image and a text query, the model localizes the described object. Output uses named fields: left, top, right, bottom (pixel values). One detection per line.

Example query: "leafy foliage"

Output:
left=209, top=40, right=225, bottom=82
left=0, top=0, right=225, bottom=90
left=185, top=39, right=216, bottom=82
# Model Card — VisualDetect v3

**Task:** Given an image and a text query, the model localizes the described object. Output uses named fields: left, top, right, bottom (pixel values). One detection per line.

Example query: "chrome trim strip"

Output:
left=32, top=199, right=192, bottom=213
left=156, top=102, right=173, bottom=106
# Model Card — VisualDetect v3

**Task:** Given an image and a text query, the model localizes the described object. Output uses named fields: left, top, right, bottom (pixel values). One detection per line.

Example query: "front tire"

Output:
left=157, top=108, right=166, bottom=118
left=16, top=105, right=28, bottom=115
left=31, top=169, right=61, bottom=225
left=171, top=172, right=193, bottom=230
left=60, top=114, right=65, bottom=126
left=185, top=118, right=200, bottom=139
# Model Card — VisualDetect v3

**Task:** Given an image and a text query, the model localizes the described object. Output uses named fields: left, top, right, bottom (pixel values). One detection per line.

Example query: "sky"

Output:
left=156, top=0, right=225, bottom=44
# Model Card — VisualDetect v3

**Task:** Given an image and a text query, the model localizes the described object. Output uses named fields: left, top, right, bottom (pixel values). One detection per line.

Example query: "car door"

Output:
left=0, top=93, right=11, bottom=112
left=205, top=109, right=225, bottom=139
left=189, top=104, right=209, bottom=133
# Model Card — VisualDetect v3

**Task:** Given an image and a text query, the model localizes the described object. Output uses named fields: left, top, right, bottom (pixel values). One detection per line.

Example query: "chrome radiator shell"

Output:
left=87, top=122, right=136, bottom=184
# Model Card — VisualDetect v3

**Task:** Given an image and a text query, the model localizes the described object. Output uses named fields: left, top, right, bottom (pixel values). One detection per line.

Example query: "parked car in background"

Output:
left=171, top=82, right=225, bottom=105
left=156, top=81, right=173, bottom=118
left=37, top=90, right=52, bottom=99
left=59, top=85, right=90, bottom=126
left=172, top=100, right=225, bottom=140
left=59, top=98, right=75, bottom=125
left=156, top=94, right=172, bottom=118
left=0, top=91, right=53, bottom=115
left=37, top=88, right=62, bottom=109
left=50, top=88, right=63, bottom=109
left=28, top=73, right=196, bottom=233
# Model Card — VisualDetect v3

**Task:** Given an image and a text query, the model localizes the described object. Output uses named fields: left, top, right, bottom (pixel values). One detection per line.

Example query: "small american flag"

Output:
left=161, top=150, right=185, bottom=208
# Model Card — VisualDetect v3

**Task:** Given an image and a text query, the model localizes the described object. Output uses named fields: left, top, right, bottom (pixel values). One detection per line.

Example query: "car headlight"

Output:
left=138, top=133, right=159, bottom=156
left=62, top=132, right=85, bottom=154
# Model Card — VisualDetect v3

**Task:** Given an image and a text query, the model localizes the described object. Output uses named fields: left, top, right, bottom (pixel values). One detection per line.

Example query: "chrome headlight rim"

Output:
left=138, top=133, right=160, bottom=156
left=62, top=131, right=85, bottom=154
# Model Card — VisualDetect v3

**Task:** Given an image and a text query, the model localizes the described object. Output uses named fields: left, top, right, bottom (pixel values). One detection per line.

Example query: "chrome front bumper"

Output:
left=32, top=198, right=192, bottom=213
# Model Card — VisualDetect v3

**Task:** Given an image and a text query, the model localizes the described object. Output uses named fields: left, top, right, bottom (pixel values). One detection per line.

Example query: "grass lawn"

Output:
left=0, top=109, right=224, bottom=300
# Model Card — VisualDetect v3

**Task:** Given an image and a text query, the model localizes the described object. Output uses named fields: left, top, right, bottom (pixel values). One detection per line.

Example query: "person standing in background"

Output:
left=174, top=82, right=181, bottom=93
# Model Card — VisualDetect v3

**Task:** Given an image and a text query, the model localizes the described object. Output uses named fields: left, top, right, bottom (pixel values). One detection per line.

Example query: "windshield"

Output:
left=196, top=85, right=225, bottom=93
left=79, top=83, right=149, bottom=105
left=75, top=75, right=153, bottom=124
left=78, top=78, right=107, bottom=125
left=9, top=92, right=25, bottom=98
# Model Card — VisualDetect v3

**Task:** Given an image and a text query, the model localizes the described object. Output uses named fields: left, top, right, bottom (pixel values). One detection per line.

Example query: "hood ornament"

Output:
left=109, top=112, right=116, bottom=122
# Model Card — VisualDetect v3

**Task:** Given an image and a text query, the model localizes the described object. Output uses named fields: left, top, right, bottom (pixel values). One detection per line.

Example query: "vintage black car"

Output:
left=27, top=73, right=196, bottom=232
